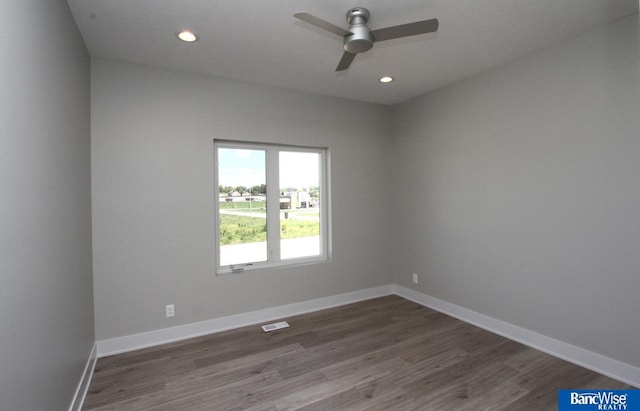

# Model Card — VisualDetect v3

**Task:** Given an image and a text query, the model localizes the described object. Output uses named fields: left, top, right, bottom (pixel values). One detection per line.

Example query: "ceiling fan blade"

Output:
left=294, top=12, right=352, bottom=37
left=336, top=51, right=356, bottom=71
left=371, top=18, right=439, bottom=42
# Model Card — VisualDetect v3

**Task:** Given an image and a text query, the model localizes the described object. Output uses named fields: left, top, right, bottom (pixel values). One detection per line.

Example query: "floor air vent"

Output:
left=261, top=321, right=289, bottom=332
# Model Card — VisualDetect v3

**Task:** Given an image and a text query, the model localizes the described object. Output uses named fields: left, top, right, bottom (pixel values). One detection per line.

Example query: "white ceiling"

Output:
left=67, top=0, right=638, bottom=106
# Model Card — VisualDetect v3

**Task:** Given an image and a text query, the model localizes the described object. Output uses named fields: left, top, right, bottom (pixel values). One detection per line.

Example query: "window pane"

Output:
left=215, top=141, right=329, bottom=274
left=217, top=148, right=267, bottom=266
left=279, top=151, right=321, bottom=260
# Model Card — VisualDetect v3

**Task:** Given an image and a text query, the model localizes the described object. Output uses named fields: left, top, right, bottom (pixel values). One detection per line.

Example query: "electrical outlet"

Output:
left=166, top=304, right=175, bottom=318
left=412, top=273, right=418, bottom=284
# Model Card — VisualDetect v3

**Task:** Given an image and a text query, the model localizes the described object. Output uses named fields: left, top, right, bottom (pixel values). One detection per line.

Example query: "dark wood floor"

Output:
left=83, top=295, right=633, bottom=410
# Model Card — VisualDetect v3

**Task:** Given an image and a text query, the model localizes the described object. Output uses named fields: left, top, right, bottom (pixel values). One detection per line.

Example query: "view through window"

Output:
left=215, top=142, right=328, bottom=272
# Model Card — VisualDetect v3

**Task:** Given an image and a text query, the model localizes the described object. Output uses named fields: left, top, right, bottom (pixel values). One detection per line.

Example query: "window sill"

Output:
left=216, top=255, right=330, bottom=275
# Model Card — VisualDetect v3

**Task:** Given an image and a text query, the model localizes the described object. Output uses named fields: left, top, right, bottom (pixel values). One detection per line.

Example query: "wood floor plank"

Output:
left=292, top=386, right=371, bottom=411
left=83, top=295, right=635, bottom=411
left=274, top=357, right=407, bottom=410
left=164, top=344, right=306, bottom=400
left=456, top=381, right=530, bottom=411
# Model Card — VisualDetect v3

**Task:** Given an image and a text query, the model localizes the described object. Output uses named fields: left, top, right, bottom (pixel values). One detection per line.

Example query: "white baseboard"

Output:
left=96, top=285, right=394, bottom=357
left=94, top=283, right=639, bottom=388
left=393, top=285, right=640, bottom=388
left=68, top=342, right=97, bottom=411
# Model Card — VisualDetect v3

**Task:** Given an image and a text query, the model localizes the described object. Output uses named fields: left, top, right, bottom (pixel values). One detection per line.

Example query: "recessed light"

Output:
left=177, top=30, right=198, bottom=43
left=379, top=76, right=393, bottom=83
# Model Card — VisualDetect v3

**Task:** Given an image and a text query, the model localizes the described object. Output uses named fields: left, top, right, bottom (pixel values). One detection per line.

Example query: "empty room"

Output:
left=1, top=0, right=639, bottom=410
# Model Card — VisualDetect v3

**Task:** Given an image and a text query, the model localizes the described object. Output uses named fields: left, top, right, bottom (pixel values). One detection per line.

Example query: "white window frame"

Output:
left=214, top=140, right=331, bottom=274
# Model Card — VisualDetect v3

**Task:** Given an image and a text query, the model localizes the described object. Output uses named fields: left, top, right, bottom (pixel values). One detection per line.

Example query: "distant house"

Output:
left=280, top=190, right=311, bottom=209
left=221, top=194, right=266, bottom=203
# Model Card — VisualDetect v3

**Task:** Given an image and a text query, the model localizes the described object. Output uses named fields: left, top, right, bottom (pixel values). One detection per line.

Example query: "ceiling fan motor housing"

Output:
left=344, top=7, right=373, bottom=54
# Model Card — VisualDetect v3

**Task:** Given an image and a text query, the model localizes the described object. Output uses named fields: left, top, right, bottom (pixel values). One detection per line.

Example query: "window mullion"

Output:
left=266, top=148, right=280, bottom=262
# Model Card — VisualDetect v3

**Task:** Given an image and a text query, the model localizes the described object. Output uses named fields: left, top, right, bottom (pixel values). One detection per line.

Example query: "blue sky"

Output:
left=218, top=148, right=265, bottom=187
left=218, top=148, right=319, bottom=188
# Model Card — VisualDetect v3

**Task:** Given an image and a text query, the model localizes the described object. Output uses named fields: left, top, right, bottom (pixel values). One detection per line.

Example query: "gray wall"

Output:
left=91, top=59, right=392, bottom=340
left=0, top=1, right=94, bottom=410
left=391, top=13, right=640, bottom=367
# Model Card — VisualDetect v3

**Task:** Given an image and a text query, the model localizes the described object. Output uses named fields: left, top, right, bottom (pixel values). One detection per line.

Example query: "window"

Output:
left=214, top=141, right=330, bottom=273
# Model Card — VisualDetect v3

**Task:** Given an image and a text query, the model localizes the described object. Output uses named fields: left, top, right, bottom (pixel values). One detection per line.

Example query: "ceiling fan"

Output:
left=294, top=7, right=439, bottom=72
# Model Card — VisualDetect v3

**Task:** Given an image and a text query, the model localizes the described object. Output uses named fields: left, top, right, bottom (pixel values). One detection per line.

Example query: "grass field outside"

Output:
left=219, top=205, right=320, bottom=246
left=220, top=200, right=266, bottom=210
left=219, top=214, right=267, bottom=246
